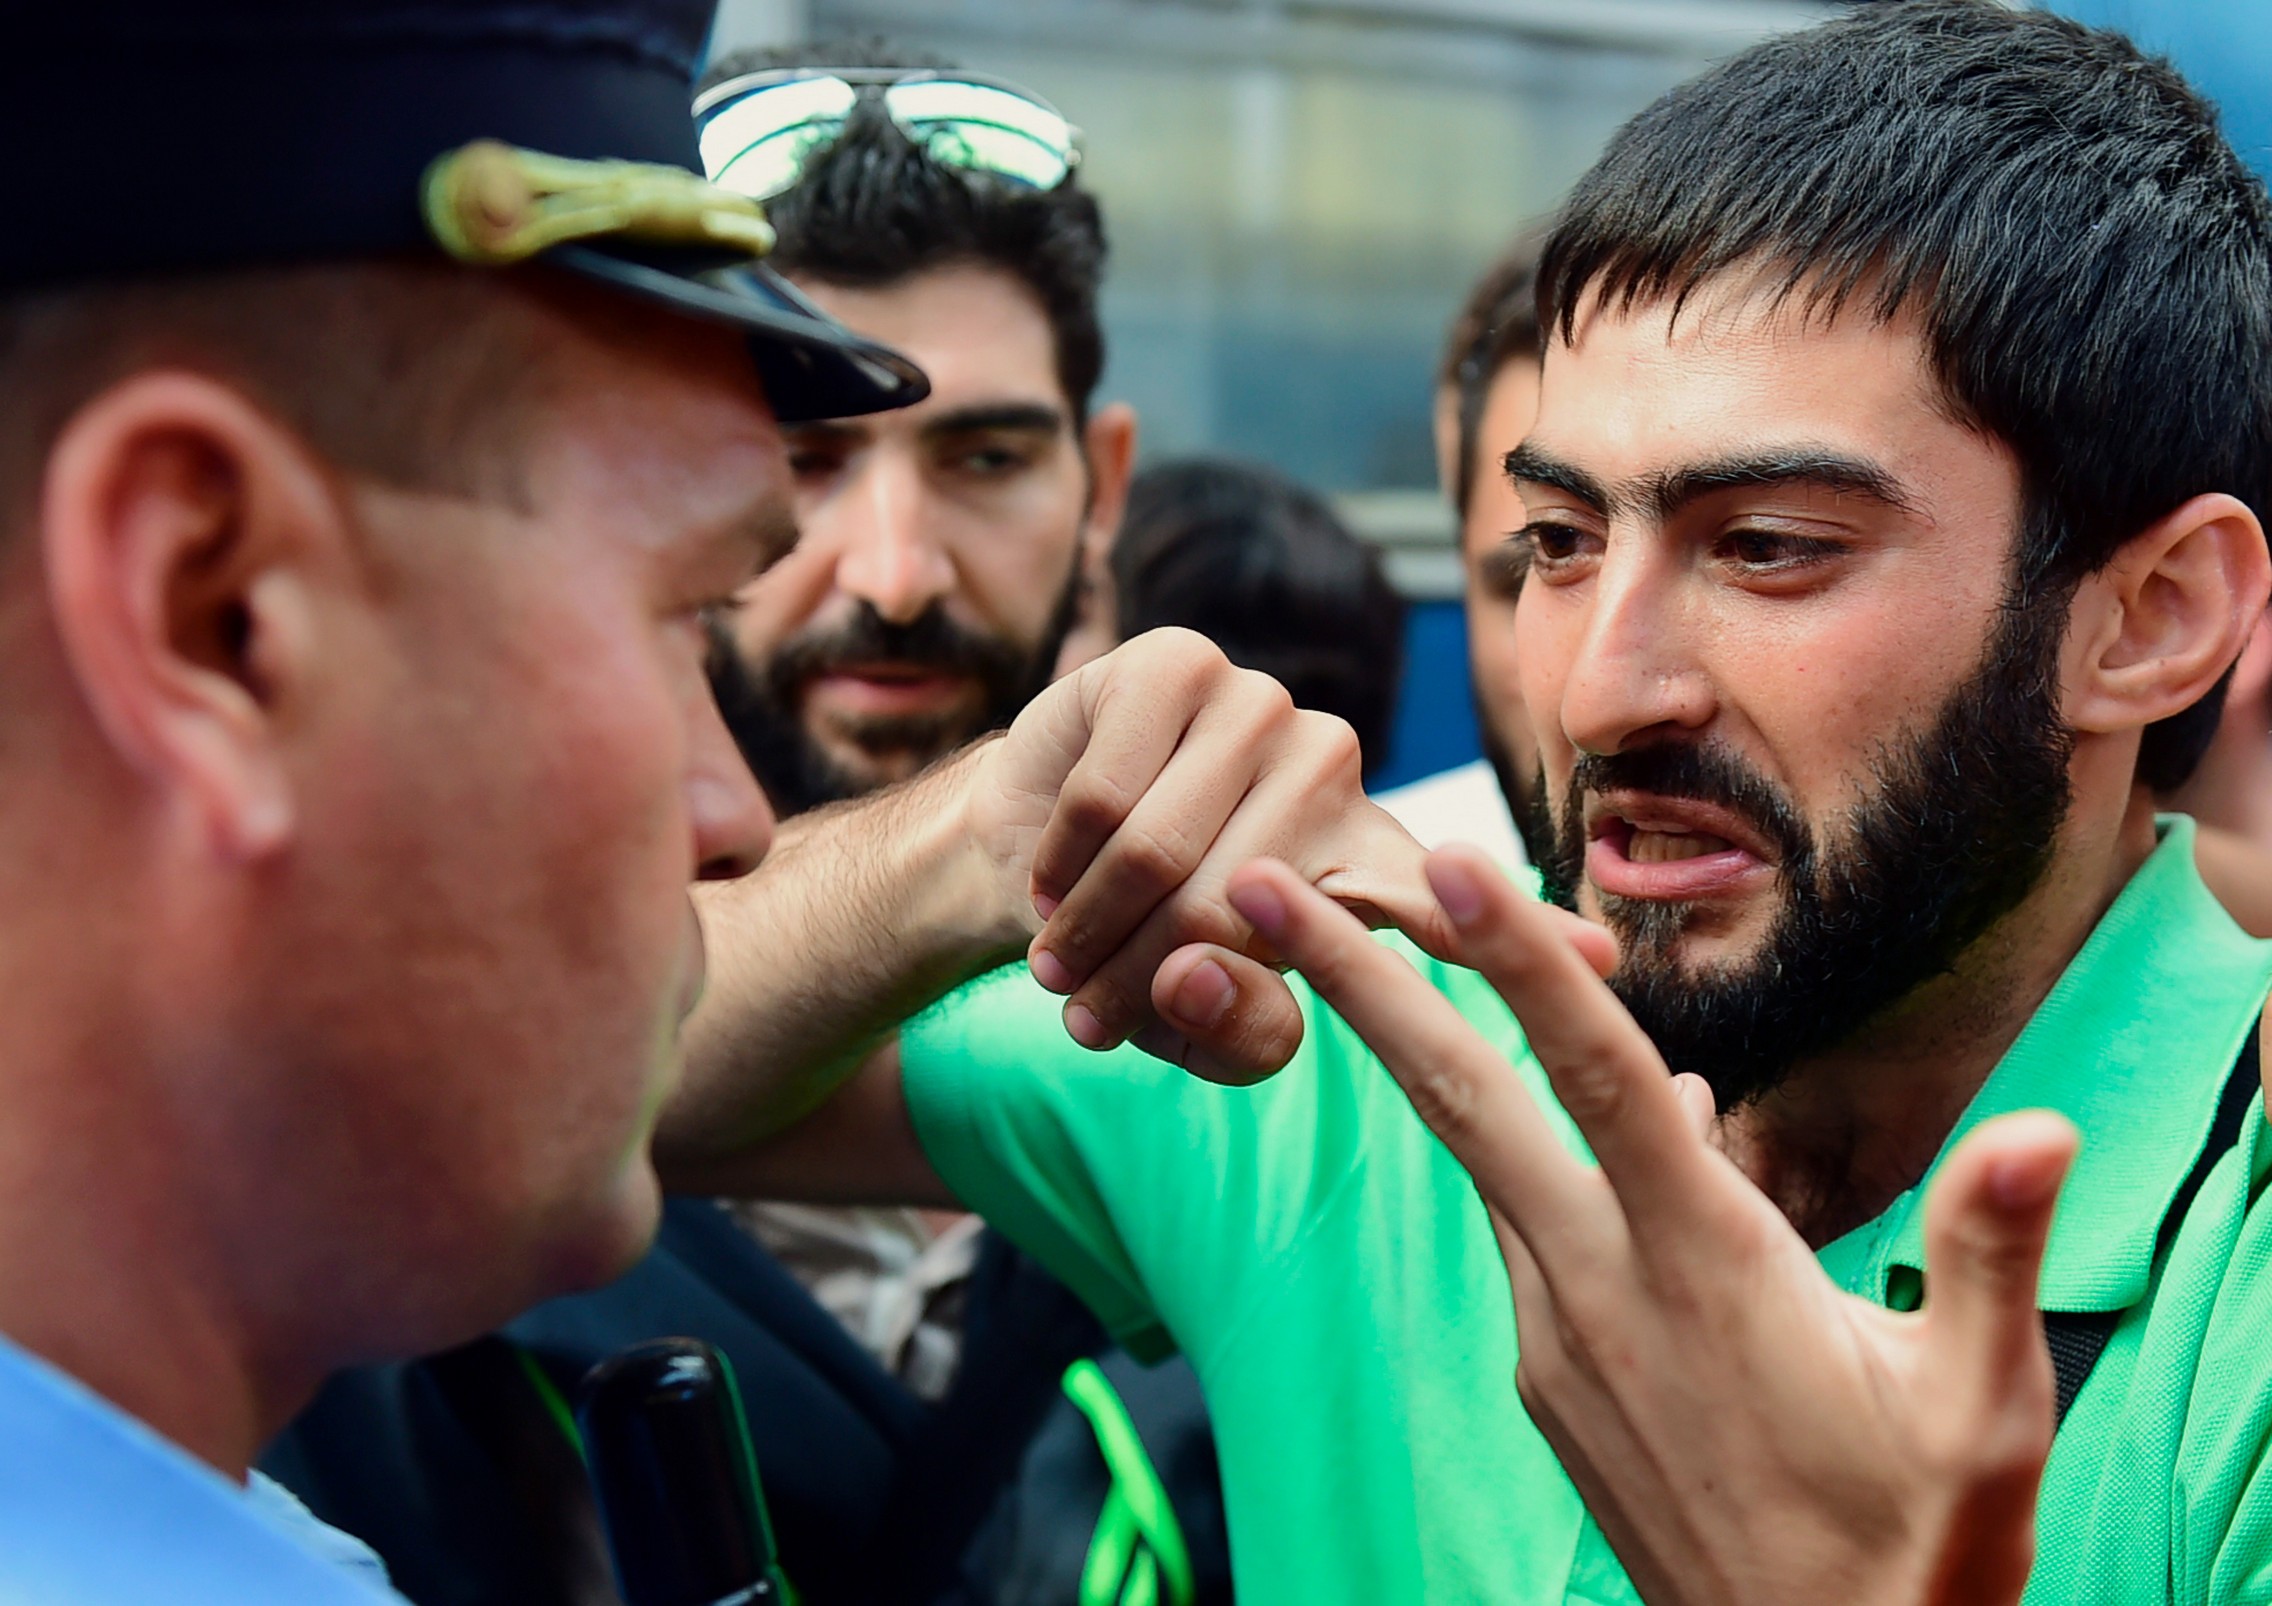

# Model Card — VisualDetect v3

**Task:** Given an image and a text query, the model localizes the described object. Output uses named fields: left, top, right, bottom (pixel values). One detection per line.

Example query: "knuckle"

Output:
left=1398, top=1060, right=1485, bottom=1146
left=1164, top=892, right=1241, bottom=953
left=1157, top=627, right=1224, bottom=687
left=1551, top=1053, right=1628, bottom=1128
left=1059, top=774, right=1137, bottom=843
left=1545, top=1252, right=1625, bottom=1348
left=1514, top=1348, right=1570, bottom=1417
left=1230, top=1002, right=1305, bottom=1074
left=1045, top=904, right=1104, bottom=961
left=1513, top=1361, right=1544, bottom=1417
left=1112, top=822, right=1197, bottom=893
left=1298, top=710, right=1363, bottom=781
left=1711, top=1208, right=1781, bottom=1272
left=1242, top=668, right=1298, bottom=723
left=1075, top=969, right=1143, bottom=1035
left=1550, top=1307, right=1599, bottom=1375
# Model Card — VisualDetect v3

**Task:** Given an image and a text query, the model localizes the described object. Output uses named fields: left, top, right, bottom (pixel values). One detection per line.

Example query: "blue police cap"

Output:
left=5, top=1, right=927, bottom=422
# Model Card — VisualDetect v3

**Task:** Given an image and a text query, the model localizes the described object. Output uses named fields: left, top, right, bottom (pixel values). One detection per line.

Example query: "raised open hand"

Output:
left=1218, top=846, right=2075, bottom=1606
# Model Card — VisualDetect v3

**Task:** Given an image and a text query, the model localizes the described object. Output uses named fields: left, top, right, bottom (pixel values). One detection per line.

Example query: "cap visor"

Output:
left=550, top=243, right=929, bottom=422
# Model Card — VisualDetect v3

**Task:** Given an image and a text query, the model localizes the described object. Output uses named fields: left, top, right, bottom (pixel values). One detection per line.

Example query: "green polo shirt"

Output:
left=901, top=817, right=2272, bottom=1602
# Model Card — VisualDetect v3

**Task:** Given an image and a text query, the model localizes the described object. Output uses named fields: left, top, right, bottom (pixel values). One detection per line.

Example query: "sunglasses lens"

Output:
left=885, top=80, right=1078, bottom=190
left=699, top=75, right=860, bottom=199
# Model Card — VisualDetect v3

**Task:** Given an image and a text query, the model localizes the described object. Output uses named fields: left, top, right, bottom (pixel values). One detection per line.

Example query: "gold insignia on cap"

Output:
left=421, top=139, right=777, bottom=266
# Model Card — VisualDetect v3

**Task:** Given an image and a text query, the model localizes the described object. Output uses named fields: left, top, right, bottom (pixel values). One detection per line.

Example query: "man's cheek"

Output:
left=1512, top=651, right=1572, bottom=773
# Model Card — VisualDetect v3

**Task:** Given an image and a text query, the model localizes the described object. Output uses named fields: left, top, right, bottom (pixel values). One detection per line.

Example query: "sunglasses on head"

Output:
left=693, top=67, right=1084, bottom=202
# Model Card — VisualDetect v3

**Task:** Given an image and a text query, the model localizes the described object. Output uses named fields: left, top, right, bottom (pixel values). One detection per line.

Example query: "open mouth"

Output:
left=1622, top=826, right=1735, bottom=863
left=1585, top=793, right=1777, bottom=902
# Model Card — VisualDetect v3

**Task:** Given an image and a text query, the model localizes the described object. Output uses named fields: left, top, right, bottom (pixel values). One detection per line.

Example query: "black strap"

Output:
left=2043, top=1022, right=2261, bottom=1427
left=2043, top=1309, right=2121, bottom=1426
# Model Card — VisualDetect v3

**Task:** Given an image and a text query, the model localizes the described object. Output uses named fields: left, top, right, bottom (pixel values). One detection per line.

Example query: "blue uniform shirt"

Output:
left=0, top=1330, right=401, bottom=1603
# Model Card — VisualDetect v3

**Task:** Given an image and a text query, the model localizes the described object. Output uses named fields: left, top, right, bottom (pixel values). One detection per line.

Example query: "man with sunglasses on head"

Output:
left=695, top=43, right=1236, bottom=1602
left=669, top=65, right=1124, bottom=1435
left=693, top=44, right=1230, bottom=1603
left=696, top=47, right=1133, bottom=815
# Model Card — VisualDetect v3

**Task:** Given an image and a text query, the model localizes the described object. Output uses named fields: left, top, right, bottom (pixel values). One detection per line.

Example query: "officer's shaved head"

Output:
left=0, top=263, right=562, bottom=534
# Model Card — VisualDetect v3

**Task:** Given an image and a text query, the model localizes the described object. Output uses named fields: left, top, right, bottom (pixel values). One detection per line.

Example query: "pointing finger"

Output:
left=1422, top=845, right=1723, bottom=1239
left=1226, top=857, right=1608, bottom=1255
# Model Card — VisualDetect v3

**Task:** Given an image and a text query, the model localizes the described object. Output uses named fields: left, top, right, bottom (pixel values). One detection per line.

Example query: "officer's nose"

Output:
left=689, top=694, right=773, bottom=882
left=833, top=456, right=956, bottom=626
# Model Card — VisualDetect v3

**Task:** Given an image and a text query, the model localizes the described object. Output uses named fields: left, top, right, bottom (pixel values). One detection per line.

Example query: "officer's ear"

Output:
left=2065, top=492, right=2272, bottom=739
left=41, top=370, right=345, bottom=862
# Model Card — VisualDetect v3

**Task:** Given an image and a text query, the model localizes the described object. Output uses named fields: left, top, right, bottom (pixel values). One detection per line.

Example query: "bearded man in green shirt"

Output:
left=662, top=2, right=2272, bottom=1601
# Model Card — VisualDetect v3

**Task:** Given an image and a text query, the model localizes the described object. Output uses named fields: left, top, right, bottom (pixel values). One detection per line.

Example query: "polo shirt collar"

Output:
left=1816, top=815, right=2272, bottom=1314
left=0, top=1328, right=400, bottom=1602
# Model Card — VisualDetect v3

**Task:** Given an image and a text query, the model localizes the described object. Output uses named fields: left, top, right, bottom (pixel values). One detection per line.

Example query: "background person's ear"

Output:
left=2065, top=492, right=2272, bottom=736
left=1054, top=401, right=1139, bottom=677
left=41, top=372, right=347, bottom=863
left=1078, top=400, right=1138, bottom=562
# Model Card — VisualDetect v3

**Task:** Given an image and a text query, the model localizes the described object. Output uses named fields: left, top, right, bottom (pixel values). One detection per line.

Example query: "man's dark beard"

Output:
left=1523, top=591, right=2074, bottom=1112
left=710, top=556, right=1083, bottom=816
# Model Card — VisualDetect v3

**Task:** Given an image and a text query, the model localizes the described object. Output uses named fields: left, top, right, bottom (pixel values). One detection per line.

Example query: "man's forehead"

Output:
left=1527, top=283, right=1959, bottom=488
left=1546, top=278, right=1936, bottom=389
left=786, top=264, right=1068, bottom=425
left=527, top=320, right=790, bottom=553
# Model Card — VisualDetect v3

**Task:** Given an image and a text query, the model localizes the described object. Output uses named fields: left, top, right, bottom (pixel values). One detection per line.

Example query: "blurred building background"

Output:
left=710, top=0, right=2272, bottom=788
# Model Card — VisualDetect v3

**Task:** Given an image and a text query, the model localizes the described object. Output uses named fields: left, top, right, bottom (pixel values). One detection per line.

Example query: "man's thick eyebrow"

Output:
left=1503, top=443, right=1919, bottom=522
left=1647, top=451, right=1919, bottom=521
left=921, top=402, right=1066, bottom=439
left=1503, top=443, right=1610, bottom=513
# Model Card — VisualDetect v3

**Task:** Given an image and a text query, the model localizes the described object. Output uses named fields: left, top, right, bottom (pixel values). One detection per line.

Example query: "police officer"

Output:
left=0, top=7, right=1435, bottom=1602
left=0, top=3, right=920, bottom=1598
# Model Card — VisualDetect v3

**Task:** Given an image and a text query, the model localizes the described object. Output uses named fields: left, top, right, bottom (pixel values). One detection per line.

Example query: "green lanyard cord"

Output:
left=1062, top=1358, right=1196, bottom=1606
left=513, top=1344, right=587, bottom=1464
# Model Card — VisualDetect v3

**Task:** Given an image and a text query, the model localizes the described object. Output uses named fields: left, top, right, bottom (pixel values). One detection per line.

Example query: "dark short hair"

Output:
left=1114, top=457, right=1407, bottom=777
left=1438, top=227, right=1547, bottom=521
left=701, top=41, right=1108, bottom=418
left=1538, top=0, right=2272, bottom=790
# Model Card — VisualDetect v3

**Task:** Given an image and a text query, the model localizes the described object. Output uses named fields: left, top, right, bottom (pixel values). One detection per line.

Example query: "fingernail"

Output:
left=1033, top=890, right=1061, bottom=920
left=1064, top=1002, right=1116, bottom=1051
left=1987, top=1152, right=2061, bottom=1211
left=1030, top=948, right=1074, bottom=993
left=1168, top=959, right=1235, bottom=1030
left=1426, top=857, right=1485, bottom=925
left=1228, top=881, right=1287, bottom=937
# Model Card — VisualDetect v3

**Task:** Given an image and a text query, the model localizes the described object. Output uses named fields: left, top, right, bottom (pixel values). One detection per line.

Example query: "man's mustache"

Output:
left=1567, top=744, right=1814, bottom=872
left=765, top=604, right=1029, bottom=697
